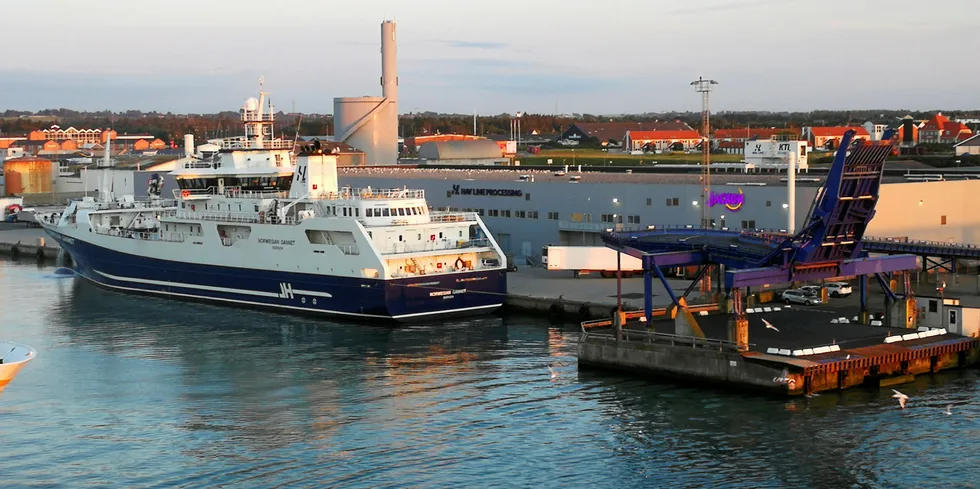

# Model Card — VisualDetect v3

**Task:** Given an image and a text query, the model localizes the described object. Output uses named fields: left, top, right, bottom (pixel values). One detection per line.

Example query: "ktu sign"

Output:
left=708, top=188, right=744, bottom=212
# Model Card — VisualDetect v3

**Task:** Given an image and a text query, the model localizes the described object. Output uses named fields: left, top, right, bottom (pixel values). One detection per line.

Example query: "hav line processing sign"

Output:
left=708, top=188, right=744, bottom=212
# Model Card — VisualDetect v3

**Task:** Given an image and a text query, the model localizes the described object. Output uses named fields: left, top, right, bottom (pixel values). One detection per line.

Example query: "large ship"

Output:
left=40, top=89, right=509, bottom=321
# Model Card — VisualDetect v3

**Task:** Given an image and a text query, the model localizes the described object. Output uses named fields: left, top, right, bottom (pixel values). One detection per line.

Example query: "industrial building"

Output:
left=337, top=166, right=980, bottom=264
left=417, top=140, right=508, bottom=165
left=330, top=20, right=399, bottom=165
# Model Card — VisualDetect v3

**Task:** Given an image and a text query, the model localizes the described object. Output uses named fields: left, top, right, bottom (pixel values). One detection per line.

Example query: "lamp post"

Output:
left=691, top=77, right=718, bottom=229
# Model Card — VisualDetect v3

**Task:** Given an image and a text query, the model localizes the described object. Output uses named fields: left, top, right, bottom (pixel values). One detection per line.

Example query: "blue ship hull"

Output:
left=45, top=229, right=506, bottom=322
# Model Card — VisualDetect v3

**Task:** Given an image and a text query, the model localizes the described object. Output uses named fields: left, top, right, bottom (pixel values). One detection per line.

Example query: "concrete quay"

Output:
left=577, top=288, right=980, bottom=397
left=0, top=223, right=60, bottom=262
left=503, top=267, right=700, bottom=320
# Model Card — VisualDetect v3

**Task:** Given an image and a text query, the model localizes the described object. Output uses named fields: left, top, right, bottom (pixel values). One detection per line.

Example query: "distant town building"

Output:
left=802, top=126, right=870, bottom=150
left=918, top=113, right=973, bottom=144
left=623, top=129, right=703, bottom=153
left=954, top=133, right=980, bottom=156
left=862, top=121, right=890, bottom=141
left=711, top=127, right=796, bottom=148
left=558, top=122, right=694, bottom=146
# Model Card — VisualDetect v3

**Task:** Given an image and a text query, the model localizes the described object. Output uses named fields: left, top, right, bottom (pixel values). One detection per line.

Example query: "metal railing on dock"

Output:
left=581, top=326, right=741, bottom=352
left=580, top=303, right=721, bottom=330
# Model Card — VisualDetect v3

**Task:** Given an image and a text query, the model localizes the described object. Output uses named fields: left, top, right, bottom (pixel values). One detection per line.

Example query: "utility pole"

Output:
left=691, top=77, right=718, bottom=298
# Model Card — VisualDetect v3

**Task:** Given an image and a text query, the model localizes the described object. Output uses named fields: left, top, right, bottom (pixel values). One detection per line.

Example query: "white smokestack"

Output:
left=381, top=20, right=397, bottom=102
left=184, top=134, right=194, bottom=158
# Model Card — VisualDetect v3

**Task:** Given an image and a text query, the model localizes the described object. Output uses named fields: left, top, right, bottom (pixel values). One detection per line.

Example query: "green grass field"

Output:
left=517, top=149, right=745, bottom=166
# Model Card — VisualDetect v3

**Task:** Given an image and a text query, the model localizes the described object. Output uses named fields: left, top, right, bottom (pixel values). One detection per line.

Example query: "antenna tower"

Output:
left=691, top=76, right=718, bottom=229
left=691, top=77, right=718, bottom=298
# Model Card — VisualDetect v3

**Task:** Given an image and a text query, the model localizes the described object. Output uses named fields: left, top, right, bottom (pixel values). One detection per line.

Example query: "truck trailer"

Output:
left=545, top=246, right=644, bottom=278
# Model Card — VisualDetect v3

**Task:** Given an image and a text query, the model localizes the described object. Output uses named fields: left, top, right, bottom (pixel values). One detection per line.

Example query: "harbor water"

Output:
left=1, top=259, right=979, bottom=488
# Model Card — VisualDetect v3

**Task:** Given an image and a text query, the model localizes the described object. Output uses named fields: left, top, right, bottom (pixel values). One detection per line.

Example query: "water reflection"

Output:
left=2, top=262, right=978, bottom=488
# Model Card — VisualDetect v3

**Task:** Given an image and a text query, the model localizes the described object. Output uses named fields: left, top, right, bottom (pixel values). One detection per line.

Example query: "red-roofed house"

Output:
left=711, top=127, right=797, bottom=148
left=803, top=126, right=870, bottom=150
left=918, top=113, right=973, bottom=144
left=624, top=129, right=704, bottom=152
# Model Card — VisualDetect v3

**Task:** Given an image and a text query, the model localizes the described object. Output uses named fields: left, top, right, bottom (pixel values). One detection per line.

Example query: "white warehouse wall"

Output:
left=869, top=180, right=980, bottom=244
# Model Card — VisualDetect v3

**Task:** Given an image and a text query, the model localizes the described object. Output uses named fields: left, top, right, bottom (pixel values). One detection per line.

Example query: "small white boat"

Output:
left=0, top=341, right=36, bottom=394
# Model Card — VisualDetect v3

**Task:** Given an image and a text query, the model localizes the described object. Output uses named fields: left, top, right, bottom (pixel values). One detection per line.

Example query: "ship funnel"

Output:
left=184, top=134, right=195, bottom=158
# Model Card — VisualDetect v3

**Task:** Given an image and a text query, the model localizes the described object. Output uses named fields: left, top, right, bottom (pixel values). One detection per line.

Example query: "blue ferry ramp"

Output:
left=601, top=128, right=917, bottom=294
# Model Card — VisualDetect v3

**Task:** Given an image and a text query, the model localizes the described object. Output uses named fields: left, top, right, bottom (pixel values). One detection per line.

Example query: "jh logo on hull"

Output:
left=278, top=282, right=294, bottom=299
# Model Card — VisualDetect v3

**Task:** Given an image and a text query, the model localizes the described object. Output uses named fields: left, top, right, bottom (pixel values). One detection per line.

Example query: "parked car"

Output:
left=782, top=289, right=821, bottom=306
left=824, top=282, right=853, bottom=297
left=799, top=285, right=822, bottom=297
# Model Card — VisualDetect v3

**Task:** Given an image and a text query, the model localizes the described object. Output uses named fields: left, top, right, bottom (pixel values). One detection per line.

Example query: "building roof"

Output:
left=713, top=128, right=796, bottom=139
left=627, top=130, right=703, bottom=140
left=921, top=113, right=950, bottom=131
left=418, top=140, right=504, bottom=160
left=808, top=126, right=870, bottom=137
left=3, top=155, right=51, bottom=164
left=568, top=122, right=694, bottom=142
left=718, top=141, right=744, bottom=149
left=954, top=133, right=980, bottom=147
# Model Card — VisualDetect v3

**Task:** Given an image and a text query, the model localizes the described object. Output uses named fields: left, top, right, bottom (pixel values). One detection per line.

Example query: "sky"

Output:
left=2, top=0, right=978, bottom=115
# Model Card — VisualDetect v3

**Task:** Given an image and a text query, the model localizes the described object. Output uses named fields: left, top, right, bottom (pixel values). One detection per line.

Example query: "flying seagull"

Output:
left=892, top=389, right=909, bottom=410
left=944, top=404, right=953, bottom=416
left=762, top=318, right=779, bottom=332
left=548, top=366, right=558, bottom=380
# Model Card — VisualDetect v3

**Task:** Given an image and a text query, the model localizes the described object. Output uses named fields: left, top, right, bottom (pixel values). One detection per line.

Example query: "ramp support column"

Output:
left=730, top=287, right=749, bottom=351
left=860, top=274, right=868, bottom=324
left=643, top=270, right=653, bottom=324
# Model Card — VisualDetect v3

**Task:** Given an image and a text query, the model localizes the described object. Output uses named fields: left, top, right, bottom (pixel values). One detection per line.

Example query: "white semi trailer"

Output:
left=546, top=246, right=644, bottom=278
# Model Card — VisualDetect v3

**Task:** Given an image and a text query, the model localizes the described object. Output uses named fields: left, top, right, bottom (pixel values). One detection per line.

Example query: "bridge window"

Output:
left=366, top=209, right=373, bottom=217
left=766, top=200, right=772, bottom=207
left=646, top=198, right=652, bottom=206
left=383, top=208, right=390, bottom=217
left=548, top=212, right=559, bottom=220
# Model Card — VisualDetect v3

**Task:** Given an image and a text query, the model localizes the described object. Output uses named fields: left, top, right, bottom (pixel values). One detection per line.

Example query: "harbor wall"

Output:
left=578, top=336, right=788, bottom=392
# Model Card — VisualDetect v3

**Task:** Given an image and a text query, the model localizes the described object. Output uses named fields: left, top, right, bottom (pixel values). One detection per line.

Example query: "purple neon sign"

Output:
left=707, top=188, right=744, bottom=211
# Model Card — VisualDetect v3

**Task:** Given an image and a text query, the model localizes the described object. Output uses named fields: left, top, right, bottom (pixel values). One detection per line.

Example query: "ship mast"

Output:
left=241, top=76, right=276, bottom=149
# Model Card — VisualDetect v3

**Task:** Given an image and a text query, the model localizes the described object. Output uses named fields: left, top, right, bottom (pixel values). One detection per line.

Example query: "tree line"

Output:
left=1, top=108, right=974, bottom=143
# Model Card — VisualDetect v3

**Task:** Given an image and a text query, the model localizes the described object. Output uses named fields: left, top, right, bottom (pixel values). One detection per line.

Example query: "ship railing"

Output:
left=240, top=113, right=275, bottom=122
left=88, top=198, right=177, bottom=211
left=183, top=161, right=216, bottom=169
left=429, top=211, right=479, bottom=223
left=222, top=188, right=291, bottom=199
left=174, top=188, right=214, bottom=199
left=323, top=187, right=425, bottom=200
left=174, top=187, right=291, bottom=200
left=218, top=138, right=293, bottom=150
left=93, top=227, right=188, bottom=243
left=175, top=210, right=300, bottom=226
left=381, top=238, right=493, bottom=255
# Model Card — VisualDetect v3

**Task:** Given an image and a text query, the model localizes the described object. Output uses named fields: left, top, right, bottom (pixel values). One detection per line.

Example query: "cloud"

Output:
left=440, top=40, right=510, bottom=50
left=402, top=57, right=630, bottom=96
left=664, top=0, right=801, bottom=16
